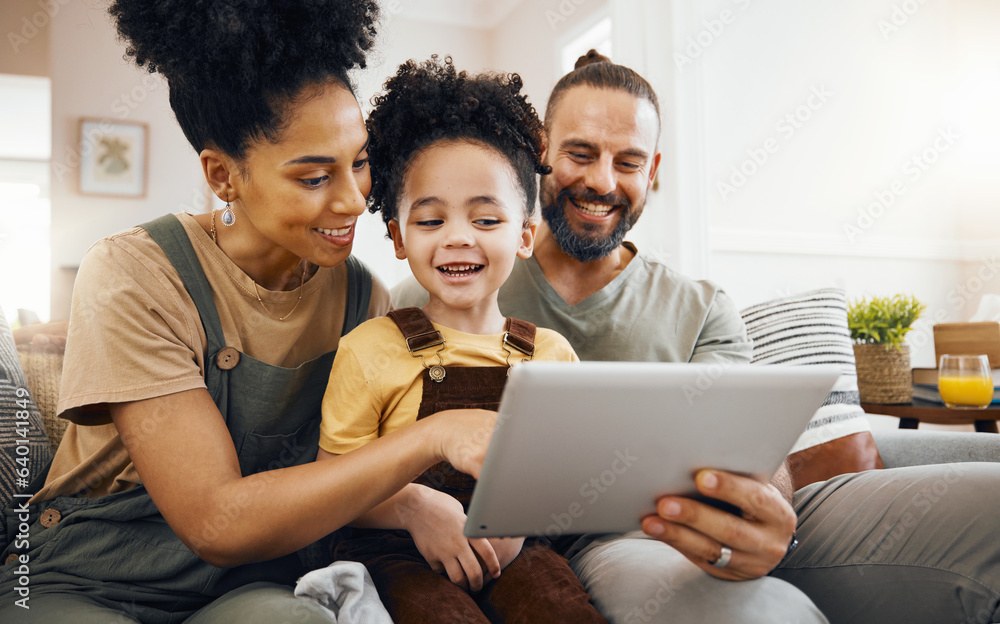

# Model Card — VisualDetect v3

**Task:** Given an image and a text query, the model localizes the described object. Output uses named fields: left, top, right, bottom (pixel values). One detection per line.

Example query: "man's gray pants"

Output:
left=569, top=463, right=1000, bottom=624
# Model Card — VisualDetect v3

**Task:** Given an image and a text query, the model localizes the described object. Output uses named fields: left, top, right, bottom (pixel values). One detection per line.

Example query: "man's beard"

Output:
left=540, top=183, right=643, bottom=263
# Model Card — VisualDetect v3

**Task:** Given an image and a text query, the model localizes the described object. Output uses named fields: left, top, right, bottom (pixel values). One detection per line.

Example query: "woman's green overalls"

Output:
left=0, top=214, right=371, bottom=622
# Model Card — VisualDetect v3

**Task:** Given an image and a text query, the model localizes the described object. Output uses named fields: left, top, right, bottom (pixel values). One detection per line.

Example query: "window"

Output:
left=0, top=74, right=51, bottom=324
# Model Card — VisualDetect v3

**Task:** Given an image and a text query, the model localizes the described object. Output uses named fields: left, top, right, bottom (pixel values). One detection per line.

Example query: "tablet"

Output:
left=463, top=361, right=839, bottom=538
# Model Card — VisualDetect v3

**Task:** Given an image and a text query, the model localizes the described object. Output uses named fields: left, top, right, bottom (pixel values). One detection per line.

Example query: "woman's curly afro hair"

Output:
left=108, top=0, right=378, bottom=161
left=366, top=56, right=548, bottom=230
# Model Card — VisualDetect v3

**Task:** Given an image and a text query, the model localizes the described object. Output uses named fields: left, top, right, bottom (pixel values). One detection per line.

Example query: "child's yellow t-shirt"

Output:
left=319, top=316, right=578, bottom=454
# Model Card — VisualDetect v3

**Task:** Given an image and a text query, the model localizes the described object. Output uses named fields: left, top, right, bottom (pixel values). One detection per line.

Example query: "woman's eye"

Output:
left=300, top=176, right=328, bottom=188
left=353, top=158, right=369, bottom=171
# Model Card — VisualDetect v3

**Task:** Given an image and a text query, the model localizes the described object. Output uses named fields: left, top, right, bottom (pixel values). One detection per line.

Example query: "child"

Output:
left=316, top=57, right=607, bottom=624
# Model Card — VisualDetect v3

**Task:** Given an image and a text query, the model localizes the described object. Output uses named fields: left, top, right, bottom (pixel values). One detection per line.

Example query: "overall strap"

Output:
left=503, top=318, right=536, bottom=356
left=139, top=214, right=227, bottom=353
left=387, top=307, right=444, bottom=353
left=341, top=255, right=372, bottom=336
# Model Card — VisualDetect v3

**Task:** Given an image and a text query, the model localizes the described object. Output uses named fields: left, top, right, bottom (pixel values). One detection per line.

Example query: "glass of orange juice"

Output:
left=938, top=354, right=993, bottom=409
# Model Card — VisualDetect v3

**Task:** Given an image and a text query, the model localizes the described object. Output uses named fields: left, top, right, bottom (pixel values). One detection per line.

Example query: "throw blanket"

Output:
left=295, top=561, right=392, bottom=623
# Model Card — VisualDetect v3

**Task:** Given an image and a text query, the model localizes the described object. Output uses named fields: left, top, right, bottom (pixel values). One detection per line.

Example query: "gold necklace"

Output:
left=251, top=275, right=304, bottom=321
left=211, top=209, right=306, bottom=322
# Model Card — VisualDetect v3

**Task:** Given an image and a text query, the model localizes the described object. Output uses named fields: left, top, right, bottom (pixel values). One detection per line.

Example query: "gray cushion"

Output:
left=873, top=429, right=1000, bottom=468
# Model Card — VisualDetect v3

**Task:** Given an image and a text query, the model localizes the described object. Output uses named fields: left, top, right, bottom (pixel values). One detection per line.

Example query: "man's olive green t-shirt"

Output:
left=391, top=242, right=752, bottom=365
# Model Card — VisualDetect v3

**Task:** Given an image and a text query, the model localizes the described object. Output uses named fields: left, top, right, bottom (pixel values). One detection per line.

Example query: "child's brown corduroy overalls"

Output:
left=333, top=307, right=606, bottom=624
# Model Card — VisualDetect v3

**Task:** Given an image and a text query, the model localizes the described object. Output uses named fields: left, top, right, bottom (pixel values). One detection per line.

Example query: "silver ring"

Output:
left=711, top=545, right=733, bottom=569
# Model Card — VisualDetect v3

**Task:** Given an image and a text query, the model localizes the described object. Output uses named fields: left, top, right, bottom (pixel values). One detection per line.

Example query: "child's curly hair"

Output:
left=366, top=56, right=548, bottom=231
left=108, top=0, right=379, bottom=162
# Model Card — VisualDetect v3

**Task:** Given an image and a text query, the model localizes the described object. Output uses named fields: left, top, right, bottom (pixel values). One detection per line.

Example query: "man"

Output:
left=393, top=54, right=1000, bottom=624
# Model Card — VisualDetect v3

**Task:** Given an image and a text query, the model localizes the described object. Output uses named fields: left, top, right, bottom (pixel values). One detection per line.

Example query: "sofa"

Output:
left=3, top=302, right=1000, bottom=624
left=5, top=291, right=1000, bottom=500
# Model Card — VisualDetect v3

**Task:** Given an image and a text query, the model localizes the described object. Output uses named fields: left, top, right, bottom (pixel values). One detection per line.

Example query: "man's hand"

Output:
left=404, top=486, right=501, bottom=591
left=640, top=469, right=796, bottom=580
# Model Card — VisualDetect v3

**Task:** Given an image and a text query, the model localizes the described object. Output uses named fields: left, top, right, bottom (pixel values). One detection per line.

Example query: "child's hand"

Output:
left=484, top=536, right=525, bottom=572
left=404, top=487, right=501, bottom=592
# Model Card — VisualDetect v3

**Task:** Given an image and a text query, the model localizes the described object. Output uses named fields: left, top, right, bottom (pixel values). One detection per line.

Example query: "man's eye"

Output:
left=619, top=162, right=641, bottom=170
left=300, top=176, right=328, bottom=187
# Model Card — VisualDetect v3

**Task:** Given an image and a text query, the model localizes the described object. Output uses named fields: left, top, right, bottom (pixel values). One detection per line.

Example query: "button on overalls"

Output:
left=0, top=214, right=372, bottom=623
left=334, top=307, right=607, bottom=624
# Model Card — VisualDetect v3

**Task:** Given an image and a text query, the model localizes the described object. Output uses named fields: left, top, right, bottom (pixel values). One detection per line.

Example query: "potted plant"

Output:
left=848, top=294, right=926, bottom=404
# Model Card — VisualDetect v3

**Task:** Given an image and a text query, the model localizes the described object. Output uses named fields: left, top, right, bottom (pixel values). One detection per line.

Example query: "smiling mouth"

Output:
left=315, top=226, right=352, bottom=237
left=569, top=197, right=617, bottom=217
left=437, top=264, right=484, bottom=277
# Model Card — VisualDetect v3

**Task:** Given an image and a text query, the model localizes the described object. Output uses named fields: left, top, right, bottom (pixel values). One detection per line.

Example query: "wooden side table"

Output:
left=860, top=400, right=1000, bottom=433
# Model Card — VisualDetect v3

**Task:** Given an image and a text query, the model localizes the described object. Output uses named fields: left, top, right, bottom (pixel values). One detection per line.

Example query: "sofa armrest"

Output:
left=872, top=429, right=1000, bottom=468
left=17, top=344, right=66, bottom=450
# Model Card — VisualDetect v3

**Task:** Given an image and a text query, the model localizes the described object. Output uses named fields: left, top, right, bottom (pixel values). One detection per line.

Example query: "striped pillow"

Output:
left=0, top=309, right=54, bottom=507
left=740, top=288, right=872, bottom=454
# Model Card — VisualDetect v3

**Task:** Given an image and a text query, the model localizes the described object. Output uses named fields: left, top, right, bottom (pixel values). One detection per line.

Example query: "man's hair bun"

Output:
left=574, top=49, right=612, bottom=70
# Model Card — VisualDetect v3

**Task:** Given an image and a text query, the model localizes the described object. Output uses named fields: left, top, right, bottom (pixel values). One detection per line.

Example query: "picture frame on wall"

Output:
left=78, top=118, right=148, bottom=197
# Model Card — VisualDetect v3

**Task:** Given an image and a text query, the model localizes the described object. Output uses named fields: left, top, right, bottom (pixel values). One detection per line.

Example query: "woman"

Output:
left=0, top=2, right=493, bottom=622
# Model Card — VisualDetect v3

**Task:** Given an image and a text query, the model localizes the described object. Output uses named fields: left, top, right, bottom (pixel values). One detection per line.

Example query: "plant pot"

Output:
left=853, top=344, right=912, bottom=404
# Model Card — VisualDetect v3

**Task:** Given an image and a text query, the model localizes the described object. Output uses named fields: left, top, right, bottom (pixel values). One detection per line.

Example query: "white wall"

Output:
left=947, top=0, right=1000, bottom=242
left=48, top=4, right=204, bottom=319
left=675, top=0, right=1000, bottom=366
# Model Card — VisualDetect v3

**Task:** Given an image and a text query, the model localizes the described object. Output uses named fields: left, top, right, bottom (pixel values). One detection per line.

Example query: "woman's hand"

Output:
left=427, top=409, right=497, bottom=479
left=640, top=469, right=796, bottom=581
left=404, top=486, right=501, bottom=591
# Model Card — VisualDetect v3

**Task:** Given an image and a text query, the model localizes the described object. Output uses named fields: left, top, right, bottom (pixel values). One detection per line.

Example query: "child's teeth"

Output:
left=439, top=264, right=481, bottom=275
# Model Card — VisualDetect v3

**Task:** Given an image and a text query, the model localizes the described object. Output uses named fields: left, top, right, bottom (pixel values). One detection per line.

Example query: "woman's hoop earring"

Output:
left=221, top=195, right=236, bottom=227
